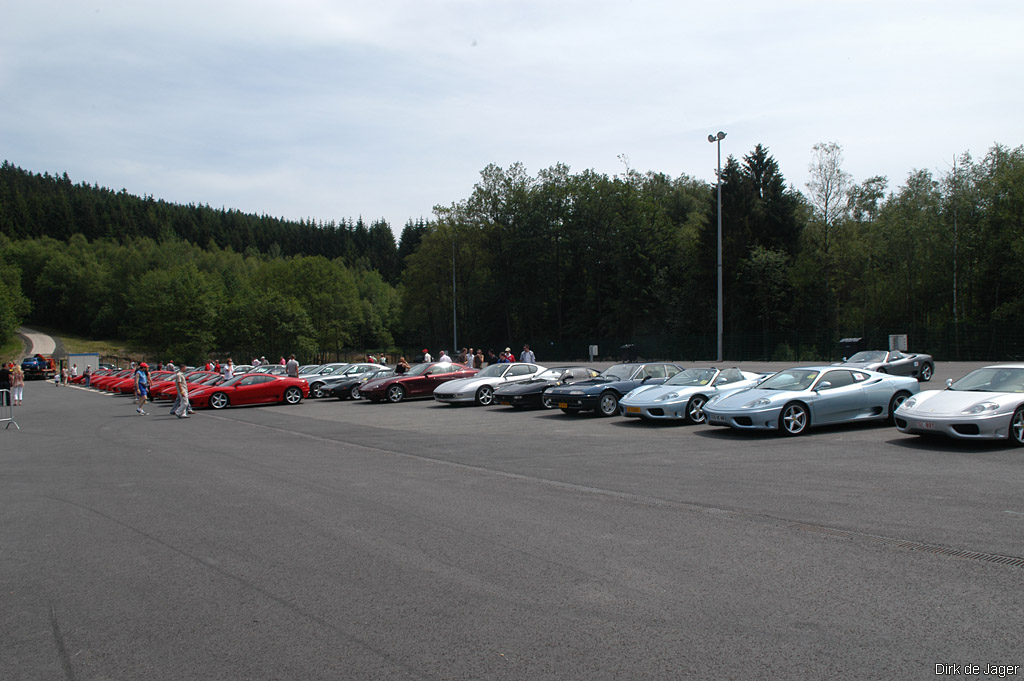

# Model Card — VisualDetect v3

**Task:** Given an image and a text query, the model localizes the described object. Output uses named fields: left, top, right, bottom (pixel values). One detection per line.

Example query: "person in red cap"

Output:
left=134, top=363, right=151, bottom=415
left=422, top=348, right=432, bottom=362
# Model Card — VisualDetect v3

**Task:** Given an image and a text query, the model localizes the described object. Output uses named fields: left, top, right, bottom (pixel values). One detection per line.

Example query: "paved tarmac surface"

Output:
left=3, top=364, right=1023, bottom=680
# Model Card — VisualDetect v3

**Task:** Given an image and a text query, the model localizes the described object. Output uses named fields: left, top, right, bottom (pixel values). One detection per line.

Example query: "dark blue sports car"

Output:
left=543, top=362, right=682, bottom=416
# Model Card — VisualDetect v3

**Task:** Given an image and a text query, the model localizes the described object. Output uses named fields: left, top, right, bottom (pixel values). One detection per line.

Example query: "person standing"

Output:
left=135, top=363, right=151, bottom=415
left=10, top=365, right=24, bottom=406
left=223, top=358, right=234, bottom=378
left=395, top=356, right=410, bottom=374
left=84, top=365, right=92, bottom=387
left=422, top=349, right=432, bottom=363
left=0, top=362, right=10, bottom=406
left=474, top=349, right=484, bottom=369
left=170, top=367, right=191, bottom=418
left=521, top=345, right=536, bottom=363
left=286, top=354, right=299, bottom=377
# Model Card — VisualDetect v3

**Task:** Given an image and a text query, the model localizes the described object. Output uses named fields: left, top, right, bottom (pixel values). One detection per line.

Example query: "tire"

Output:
left=349, top=384, right=362, bottom=400
left=877, top=367, right=888, bottom=374
left=1011, top=407, right=1024, bottom=447
left=597, top=391, right=619, bottom=417
left=541, top=395, right=555, bottom=409
left=779, top=402, right=809, bottom=436
left=283, top=386, right=302, bottom=405
left=887, top=391, right=911, bottom=424
left=386, top=384, right=405, bottom=403
left=210, top=392, right=229, bottom=410
left=684, top=395, right=708, bottom=425
left=310, top=382, right=325, bottom=399
left=476, top=385, right=494, bottom=406
left=919, top=363, right=934, bottom=382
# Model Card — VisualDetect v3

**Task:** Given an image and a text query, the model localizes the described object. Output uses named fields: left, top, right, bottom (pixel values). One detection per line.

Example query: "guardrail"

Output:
left=0, top=389, right=19, bottom=430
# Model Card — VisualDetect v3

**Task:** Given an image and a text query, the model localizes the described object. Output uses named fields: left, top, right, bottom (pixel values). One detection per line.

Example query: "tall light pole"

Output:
left=452, top=235, right=457, bottom=353
left=708, top=131, right=726, bottom=362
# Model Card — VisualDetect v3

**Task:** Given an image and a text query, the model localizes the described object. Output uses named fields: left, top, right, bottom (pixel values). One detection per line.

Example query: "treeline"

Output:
left=0, top=233, right=400, bottom=364
left=2, top=143, right=1023, bottom=363
left=0, top=161, right=409, bottom=283
left=402, top=143, right=1024, bottom=360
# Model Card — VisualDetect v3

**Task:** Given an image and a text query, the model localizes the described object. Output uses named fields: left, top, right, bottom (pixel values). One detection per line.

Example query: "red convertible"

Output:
left=358, top=362, right=477, bottom=403
left=187, top=373, right=309, bottom=409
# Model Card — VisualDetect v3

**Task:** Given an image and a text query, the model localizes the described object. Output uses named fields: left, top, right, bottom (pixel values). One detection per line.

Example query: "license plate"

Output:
left=709, top=416, right=725, bottom=424
left=498, top=400, right=511, bottom=406
left=920, top=421, right=936, bottom=429
left=626, top=407, right=641, bottom=414
left=558, top=402, right=568, bottom=409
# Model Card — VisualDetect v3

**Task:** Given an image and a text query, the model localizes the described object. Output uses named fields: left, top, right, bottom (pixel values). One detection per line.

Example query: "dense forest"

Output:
left=1, top=143, right=1023, bottom=364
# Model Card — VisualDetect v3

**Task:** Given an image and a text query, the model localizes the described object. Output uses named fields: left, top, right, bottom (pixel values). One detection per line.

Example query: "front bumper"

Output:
left=895, top=411, right=1012, bottom=440
left=434, top=391, right=475, bottom=404
left=546, top=393, right=599, bottom=411
left=620, top=400, right=687, bottom=419
left=704, top=406, right=781, bottom=430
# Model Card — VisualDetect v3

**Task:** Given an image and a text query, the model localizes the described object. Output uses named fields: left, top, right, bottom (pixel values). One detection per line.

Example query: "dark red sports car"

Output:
left=358, top=362, right=477, bottom=403
left=187, top=373, right=309, bottom=409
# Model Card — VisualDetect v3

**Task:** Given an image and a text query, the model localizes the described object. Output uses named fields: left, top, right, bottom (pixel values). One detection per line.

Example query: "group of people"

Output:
left=416, top=345, right=536, bottom=369
left=129, top=362, right=192, bottom=418
left=0, top=362, right=25, bottom=406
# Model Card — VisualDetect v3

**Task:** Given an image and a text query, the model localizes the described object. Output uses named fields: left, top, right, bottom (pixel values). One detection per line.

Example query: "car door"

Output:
left=233, top=375, right=277, bottom=404
left=808, top=370, right=865, bottom=424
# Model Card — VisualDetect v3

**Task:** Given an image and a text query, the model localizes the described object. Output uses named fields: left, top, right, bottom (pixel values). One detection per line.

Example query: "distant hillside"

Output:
left=0, top=161, right=407, bottom=283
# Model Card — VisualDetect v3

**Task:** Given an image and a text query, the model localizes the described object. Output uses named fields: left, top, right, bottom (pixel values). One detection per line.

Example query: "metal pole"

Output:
left=716, top=138, right=723, bottom=363
left=452, top=237, right=457, bottom=353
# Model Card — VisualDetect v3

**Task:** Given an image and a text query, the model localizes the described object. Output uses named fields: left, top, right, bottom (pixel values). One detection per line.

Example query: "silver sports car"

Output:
left=619, top=367, right=765, bottom=423
left=703, top=365, right=920, bottom=436
left=839, top=350, right=935, bottom=382
left=894, top=364, right=1024, bottom=445
left=433, top=362, right=546, bottom=406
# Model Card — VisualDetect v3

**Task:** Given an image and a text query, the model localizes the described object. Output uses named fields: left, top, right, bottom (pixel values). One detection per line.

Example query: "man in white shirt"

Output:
left=521, top=345, right=536, bottom=363
left=422, top=349, right=433, bottom=363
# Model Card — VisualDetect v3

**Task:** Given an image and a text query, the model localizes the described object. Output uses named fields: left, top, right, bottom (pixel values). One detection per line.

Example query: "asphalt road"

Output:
left=3, top=365, right=1023, bottom=680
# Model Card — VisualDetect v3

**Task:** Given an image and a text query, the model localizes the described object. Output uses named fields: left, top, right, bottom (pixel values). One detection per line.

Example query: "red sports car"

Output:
left=187, top=373, right=309, bottom=409
left=358, top=362, right=477, bottom=403
left=151, top=371, right=221, bottom=400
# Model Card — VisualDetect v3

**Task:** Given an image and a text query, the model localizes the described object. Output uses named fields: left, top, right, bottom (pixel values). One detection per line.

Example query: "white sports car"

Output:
left=433, top=362, right=546, bottom=406
left=703, top=365, right=919, bottom=436
left=894, top=364, right=1024, bottom=445
left=619, top=367, right=766, bottom=423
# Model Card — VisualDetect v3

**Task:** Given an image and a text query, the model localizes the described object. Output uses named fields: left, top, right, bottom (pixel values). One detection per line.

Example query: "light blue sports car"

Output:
left=703, top=365, right=920, bottom=436
left=619, top=367, right=766, bottom=423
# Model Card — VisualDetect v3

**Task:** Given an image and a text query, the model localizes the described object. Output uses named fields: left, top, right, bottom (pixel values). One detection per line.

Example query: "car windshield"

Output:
left=847, top=351, right=887, bottom=362
left=757, top=369, right=820, bottom=391
left=664, top=368, right=718, bottom=387
left=950, top=367, right=1024, bottom=393
left=475, top=364, right=508, bottom=378
left=529, top=368, right=563, bottom=382
left=404, top=363, right=433, bottom=377
left=220, top=375, right=247, bottom=387
left=599, top=364, right=635, bottom=381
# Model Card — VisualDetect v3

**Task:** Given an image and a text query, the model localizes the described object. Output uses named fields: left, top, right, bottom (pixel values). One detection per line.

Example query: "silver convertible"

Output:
left=703, top=366, right=920, bottom=436
left=839, top=350, right=935, bottom=382
left=894, top=364, right=1024, bottom=445
left=619, top=367, right=765, bottom=423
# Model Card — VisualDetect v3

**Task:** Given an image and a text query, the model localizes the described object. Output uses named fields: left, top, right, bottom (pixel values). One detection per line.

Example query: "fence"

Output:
left=0, top=389, right=18, bottom=430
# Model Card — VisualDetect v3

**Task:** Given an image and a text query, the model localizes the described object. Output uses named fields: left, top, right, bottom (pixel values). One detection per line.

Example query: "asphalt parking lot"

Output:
left=3, top=362, right=1023, bottom=680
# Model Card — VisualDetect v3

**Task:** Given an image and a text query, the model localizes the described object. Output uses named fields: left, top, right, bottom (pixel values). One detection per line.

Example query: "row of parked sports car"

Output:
left=76, top=351, right=1024, bottom=446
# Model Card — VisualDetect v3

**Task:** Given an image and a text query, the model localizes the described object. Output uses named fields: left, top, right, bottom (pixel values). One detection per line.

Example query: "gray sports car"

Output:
left=839, top=350, right=934, bottom=382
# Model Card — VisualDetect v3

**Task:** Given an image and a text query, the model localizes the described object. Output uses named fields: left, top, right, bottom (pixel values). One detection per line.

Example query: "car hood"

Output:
left=621, top=383, right=704, bottom=404
left=495, top=379, right=554, bottom=394
left=902, top=389, right=1022, bottom=415
left=547, top=378, right=635, bottom=394
left=709, top=387, right=790, bottom=409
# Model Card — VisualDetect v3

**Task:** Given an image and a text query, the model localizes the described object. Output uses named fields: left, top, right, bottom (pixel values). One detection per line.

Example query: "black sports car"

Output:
left=325, top=367, right=395, bottom=400
left=492, top=366, right=600, bottom=409
left=838, top=350, right=935, bottom=382
left=543, top=362, right=683, bottom=416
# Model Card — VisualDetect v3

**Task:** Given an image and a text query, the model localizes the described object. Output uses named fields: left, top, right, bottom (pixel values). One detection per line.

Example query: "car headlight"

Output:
left=743, top=397, right=772, bottom=409
left=962, top=401, right=1000, bottom=415
left=655, top=392, right=680, bottom=402
left=899, top=397, right=916, bottom=410
left=569, top=390, right=585, bottom=395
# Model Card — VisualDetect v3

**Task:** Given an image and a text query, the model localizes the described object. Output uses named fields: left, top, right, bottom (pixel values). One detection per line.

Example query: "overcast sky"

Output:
left=3, top=0, right=1021, bottom=235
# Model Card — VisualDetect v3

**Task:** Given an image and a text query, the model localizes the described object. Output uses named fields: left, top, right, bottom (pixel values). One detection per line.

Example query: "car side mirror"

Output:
left=816, top=381, right=832, bottom=391
left=945, top=378, right=953, bottom=389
